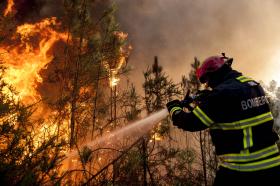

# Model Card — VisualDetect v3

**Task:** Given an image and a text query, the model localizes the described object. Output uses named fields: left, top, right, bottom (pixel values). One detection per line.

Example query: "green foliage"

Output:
left=120, top=83, right=142, bottom=121
left=114, top=148, right=143, bottom=184
left=139, top=57, right=204, bottom=185
left=181, top=57, right=201, bottom=94
left=155, top=118, right=170, bottom=136
left=162, top=151, right=205, bottom=186
left=80, top=146, right=93, bottom=164
left=143, top=56, right=181, bottom=113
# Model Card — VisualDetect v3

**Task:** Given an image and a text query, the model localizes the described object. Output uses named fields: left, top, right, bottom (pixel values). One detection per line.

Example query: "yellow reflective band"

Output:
left=219, top=144, right=279, bottom=163
left=243, top=127, right=253, bottom=149
left=219, top=154, right=280, bottom=172
left=193, top=106, right=214, bottom=127
left=236, top=76, right=254, bottom=83
left=170, top=107, right=182, bottom=118
left=211, top=112, right=273, bottom=130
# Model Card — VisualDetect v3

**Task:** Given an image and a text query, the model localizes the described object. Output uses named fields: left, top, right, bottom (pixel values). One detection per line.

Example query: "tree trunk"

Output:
left=200, top=131, right=208, bottom=186
left=91, top=60, right=101, bottom=140
left=142, top=138, right=148, bottom=186
left=70, top=72, right=78, bottom=148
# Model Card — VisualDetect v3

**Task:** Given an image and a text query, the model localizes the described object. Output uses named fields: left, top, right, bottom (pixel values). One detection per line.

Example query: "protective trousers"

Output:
left=213, top=165, right=280, bottom=186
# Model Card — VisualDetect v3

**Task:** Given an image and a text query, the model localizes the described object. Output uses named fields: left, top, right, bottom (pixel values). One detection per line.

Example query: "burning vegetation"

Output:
left=0, top=0, right=134, bottom=185
left=0, top=1, right=225, bottom=185
left=2, top=0, right=279, bottom=185
left=1, top=17, right=68, bottom=103
left=3, top=0, right=14, bottom=16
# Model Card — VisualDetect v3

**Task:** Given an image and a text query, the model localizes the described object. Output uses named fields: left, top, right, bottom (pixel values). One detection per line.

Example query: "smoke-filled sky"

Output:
left=114, top=0, right=280, bottom=90
left=2, top=0, right=280, bottom=91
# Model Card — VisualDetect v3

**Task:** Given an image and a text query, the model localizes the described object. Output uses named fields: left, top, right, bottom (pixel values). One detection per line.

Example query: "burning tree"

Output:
left=0, top=66, right=66, bottom=185
left=0, top=0, right=132, bottom=184
left=0, top=1, right=220, bottom=185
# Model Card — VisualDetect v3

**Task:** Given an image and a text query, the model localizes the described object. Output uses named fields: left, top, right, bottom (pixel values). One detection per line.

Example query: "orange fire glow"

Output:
left=0, top=17, right=69, bottom=103
left=150, top=133, right=162, bottom=142
left=0, top=17, right=71, bottom=150
left=3, top=0, right=15, bottom=16
left=104, top=31, right=131, bottom=88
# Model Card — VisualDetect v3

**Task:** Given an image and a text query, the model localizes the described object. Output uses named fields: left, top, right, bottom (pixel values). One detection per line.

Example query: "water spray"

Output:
left=67, top=108, right=169, bottom=158
left=67, top=90, right=211, bottom=158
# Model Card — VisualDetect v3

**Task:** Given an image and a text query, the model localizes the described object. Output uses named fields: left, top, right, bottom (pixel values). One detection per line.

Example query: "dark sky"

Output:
left=114, top=0, right=280, bottom=90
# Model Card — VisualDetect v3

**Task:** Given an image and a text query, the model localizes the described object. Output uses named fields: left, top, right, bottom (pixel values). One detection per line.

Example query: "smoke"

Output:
left=4, top=0, right=280, bottom=90
left=7, top=0, right=110, bottom=22
left=38, top=0, right=111, bottom=19
left=114, top=0, right=280, bottom=89
left=38, top=0, right=64, bottom=18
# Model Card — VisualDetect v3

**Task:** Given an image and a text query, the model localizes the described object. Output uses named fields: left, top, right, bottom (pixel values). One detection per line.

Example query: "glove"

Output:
left=166, top=100, right=183, bottom=119
left=180, top=90, right=195, bottom=111
left=194, top=89, right=211, bottom=102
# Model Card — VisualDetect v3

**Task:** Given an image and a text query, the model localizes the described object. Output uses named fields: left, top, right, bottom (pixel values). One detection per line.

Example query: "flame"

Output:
left=113, top=31, right=128, bottom=40
left=151, top=133, right=162, bottom=141
left=0, top=17, right=71, bottom=151
left=3, top=0, right=15, bottom=16
left=103, top=31, right=131, bottom=88
left=0, top=9, right=132, bottom=178
left=33, top=118, right=69, bottom=148
left=110, top=75, right=120, bottom=87
left=0, top=17, right=69, bottom=103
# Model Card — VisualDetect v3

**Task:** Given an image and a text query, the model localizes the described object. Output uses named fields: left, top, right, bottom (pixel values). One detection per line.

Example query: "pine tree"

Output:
left=143, top=56, right=180, bottom=113
left=142, top=56, right=200, bottom=185
left=37, top=1, right=130, bottom=148
left=1, top=1, right=133, bottom=184
left=120, top=82, right=142, bottom=122
left=33, top=2, right=132, bottom=183
left=181, top=57, right=218, bottom=186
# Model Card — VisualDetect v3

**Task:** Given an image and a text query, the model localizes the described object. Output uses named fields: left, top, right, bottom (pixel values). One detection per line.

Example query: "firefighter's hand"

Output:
left=195, top=89, right=211, bottom=102
left=166, top=100, right=183, bottom=120
left=181, top=89, right=194, bottom=107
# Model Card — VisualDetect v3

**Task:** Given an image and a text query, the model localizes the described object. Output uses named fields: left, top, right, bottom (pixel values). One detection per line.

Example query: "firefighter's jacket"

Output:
left=171, top=70, right=280, bottom=172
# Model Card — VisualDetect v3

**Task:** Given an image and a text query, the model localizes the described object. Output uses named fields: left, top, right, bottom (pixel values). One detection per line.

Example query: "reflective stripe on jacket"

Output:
left=190, top=72, right=280, bottom=172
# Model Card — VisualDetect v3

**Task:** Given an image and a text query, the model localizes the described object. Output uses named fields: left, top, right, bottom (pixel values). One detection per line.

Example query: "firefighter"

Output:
left=166, top=54, right=280, bottom=186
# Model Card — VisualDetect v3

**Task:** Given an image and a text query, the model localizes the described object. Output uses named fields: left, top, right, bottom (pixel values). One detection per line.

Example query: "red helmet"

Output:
left=196, top=56, right=226, bottom=83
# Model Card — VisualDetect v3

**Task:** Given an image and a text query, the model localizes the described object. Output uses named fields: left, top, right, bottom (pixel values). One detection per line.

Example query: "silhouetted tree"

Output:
left=181, top=57, right=218, bottom=186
